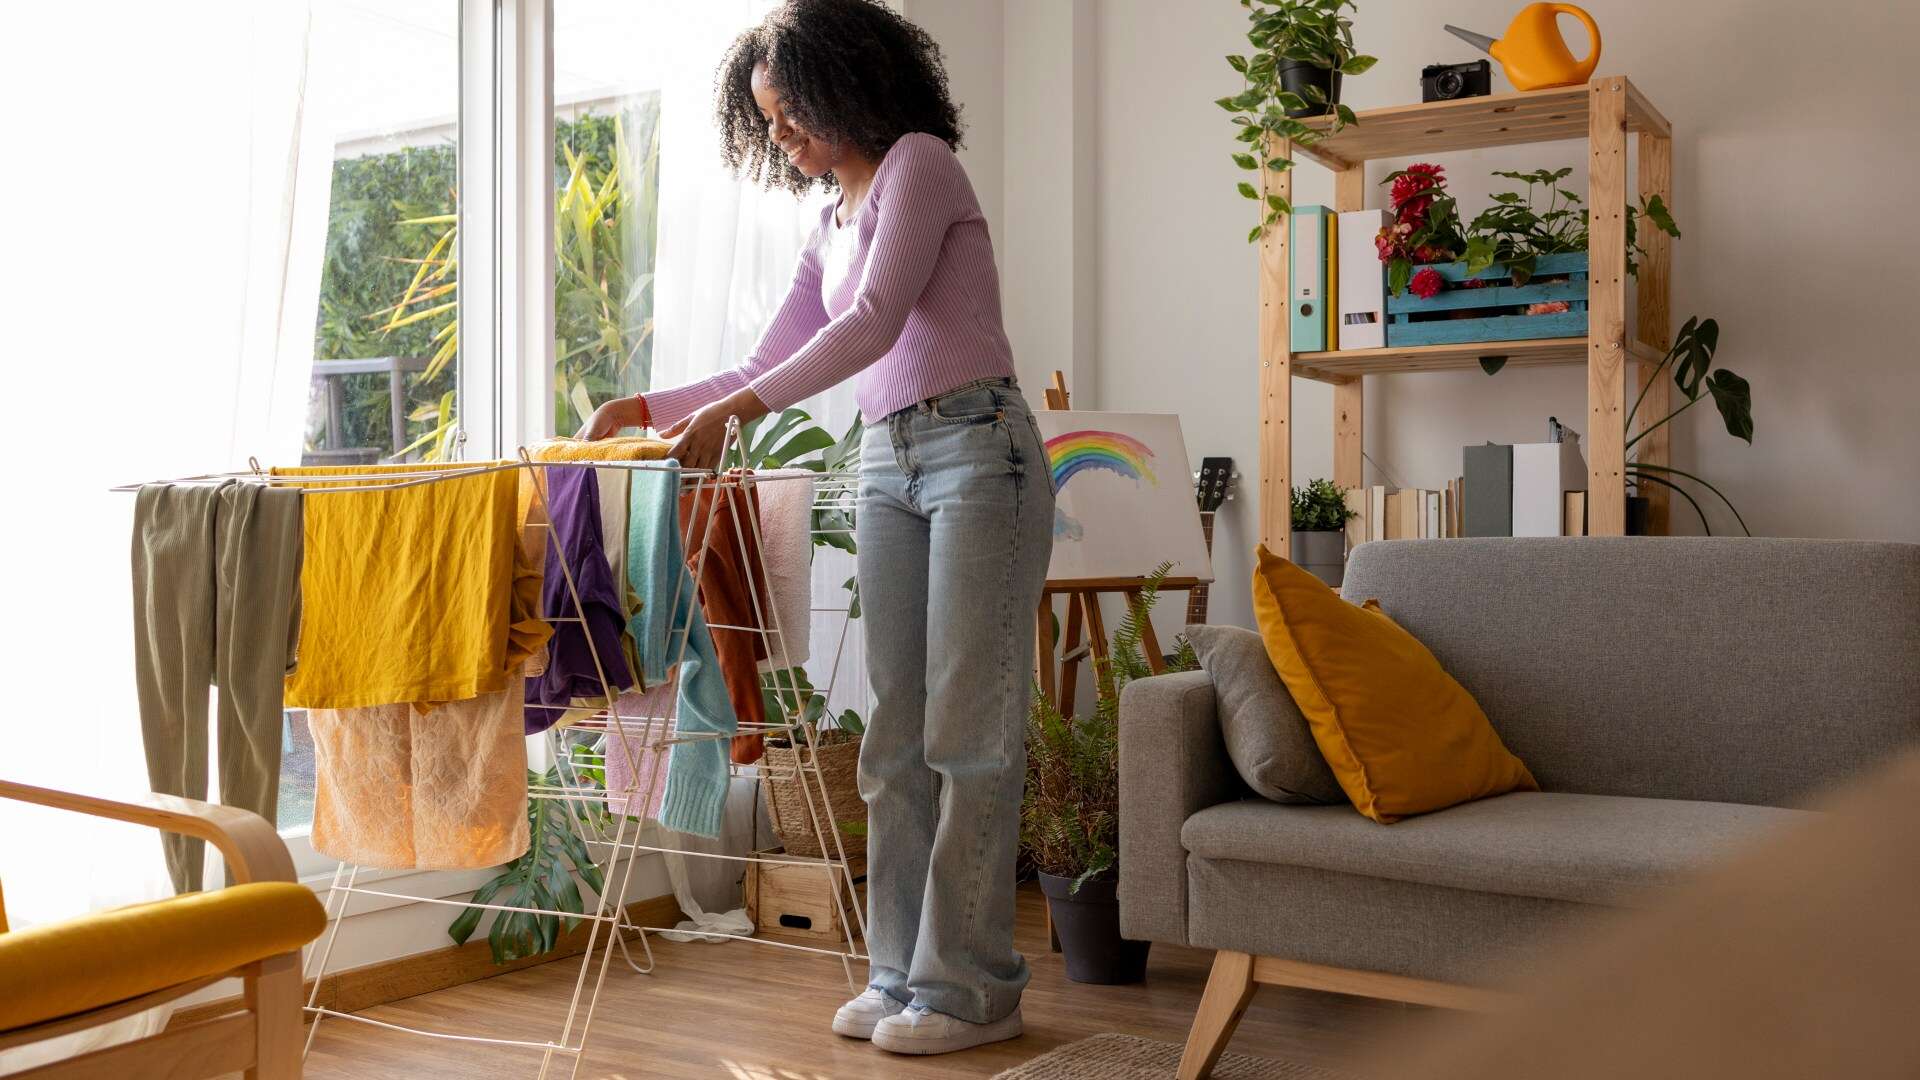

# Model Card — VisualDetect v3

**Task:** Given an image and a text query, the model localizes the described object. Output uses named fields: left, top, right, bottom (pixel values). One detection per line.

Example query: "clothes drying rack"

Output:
left=114, top=420, right=869, bottom=1079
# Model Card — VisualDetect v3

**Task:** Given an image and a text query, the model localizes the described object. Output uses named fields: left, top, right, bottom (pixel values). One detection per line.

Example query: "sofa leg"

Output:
left=244, top=952, right=303, bottom=1079
left=1177, top=950, right=1256, bottom=1080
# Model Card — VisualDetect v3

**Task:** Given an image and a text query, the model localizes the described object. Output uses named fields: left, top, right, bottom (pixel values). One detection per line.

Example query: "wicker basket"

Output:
left=761, top=731, right=867, bottom=859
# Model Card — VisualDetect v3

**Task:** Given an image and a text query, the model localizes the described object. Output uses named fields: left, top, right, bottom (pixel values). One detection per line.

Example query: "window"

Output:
left=551, top=3, right=666, bottom=433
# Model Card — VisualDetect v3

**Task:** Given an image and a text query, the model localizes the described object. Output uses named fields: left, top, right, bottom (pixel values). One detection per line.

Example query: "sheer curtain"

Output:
left=0, top=1, right=324, bottom=1070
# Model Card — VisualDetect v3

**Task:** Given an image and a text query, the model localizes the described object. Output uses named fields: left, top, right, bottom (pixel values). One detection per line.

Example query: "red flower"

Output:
left=1409, top=267, right=1444, bottom=299
left=1389, top=163, right=1446, bottom=211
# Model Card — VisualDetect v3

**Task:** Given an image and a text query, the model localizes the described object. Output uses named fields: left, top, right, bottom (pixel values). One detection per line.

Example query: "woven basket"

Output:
left=761, top=732, right=867, bottom=859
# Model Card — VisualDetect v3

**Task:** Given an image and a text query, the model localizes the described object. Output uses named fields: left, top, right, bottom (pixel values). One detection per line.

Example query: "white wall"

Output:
left=940, top=0, right=1920, bottom=632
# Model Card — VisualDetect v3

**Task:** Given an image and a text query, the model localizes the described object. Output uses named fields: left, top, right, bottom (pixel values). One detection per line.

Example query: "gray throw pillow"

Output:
left=1185, top=624, right=1344, bottom=805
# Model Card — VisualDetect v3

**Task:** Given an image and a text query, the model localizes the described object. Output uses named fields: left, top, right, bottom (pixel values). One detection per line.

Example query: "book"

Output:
left=1289, top=206, right=1330, bottom=352
left=1386, top=489, right=1423, bottom=540
left=1337, top=209, right=1388, bottom=349
left=1562, top=490, right=1588, bottom=536
left=1344, top=486, right=1367, bottom=552
left=1368, top=485, right=1387, bottom=543
left=1512, top=435, right=1588, bottom=537
left=1426, top=490, right=1442, bottom=539
left=1326, top=211, right=1339, bottom=349
left=1462, top=444, right=1513, bottom=537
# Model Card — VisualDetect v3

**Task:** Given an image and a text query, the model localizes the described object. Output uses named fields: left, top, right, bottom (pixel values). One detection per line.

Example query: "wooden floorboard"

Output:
left=303, top=885, right=1424, bottom=1078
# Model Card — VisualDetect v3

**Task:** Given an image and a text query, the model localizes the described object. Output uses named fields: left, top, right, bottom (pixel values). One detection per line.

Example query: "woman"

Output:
left=580, top=0, right=1053, bottom=1057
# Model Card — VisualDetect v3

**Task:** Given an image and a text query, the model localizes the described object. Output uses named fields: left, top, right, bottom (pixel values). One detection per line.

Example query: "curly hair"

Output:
left=715, top=0, right=964, bottom=193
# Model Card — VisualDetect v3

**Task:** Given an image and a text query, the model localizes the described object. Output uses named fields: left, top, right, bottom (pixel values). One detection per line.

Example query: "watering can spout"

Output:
left=1444, top=24, right=1497, bottom=55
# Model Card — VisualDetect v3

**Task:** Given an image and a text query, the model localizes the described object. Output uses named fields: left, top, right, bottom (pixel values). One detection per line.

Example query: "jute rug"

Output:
left=991, top=1033, right=1353, bottom=1080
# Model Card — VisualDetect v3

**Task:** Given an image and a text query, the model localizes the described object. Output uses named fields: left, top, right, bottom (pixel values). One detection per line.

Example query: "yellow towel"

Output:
left=275, top=463, right=550, bottom=710
left=529, top=436, right=673, bottom=462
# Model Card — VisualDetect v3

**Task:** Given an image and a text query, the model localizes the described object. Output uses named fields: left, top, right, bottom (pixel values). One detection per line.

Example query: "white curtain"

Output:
left=0, top=1, right=322, bottom=1071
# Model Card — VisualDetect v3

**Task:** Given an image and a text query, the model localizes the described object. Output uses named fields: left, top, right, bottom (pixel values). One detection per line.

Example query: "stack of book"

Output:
left=1291, top=205, right=1389, bottom=352
left=1462, top=437, right=1590, bottom=538
left=1342, top=482, right=1468, bottom=544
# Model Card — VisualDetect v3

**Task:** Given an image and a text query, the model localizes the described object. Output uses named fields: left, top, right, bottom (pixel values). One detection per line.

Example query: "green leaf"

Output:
left=1480, top=355, right=1509, bottom=375
left=1231, top=88, right=1265, bottom=109
left=1227, top=54, right=1249, bottom=73
left=1705, top=369, right=1753, bottom=442
left=1387, top=258, right=1411, bottom=296
left=1642, top=193, right=1681, bottom=238
left=1238, top=181, right=1260, bottom=199
left=1248, top=224, right=1265, bottom=243
left=1235, top=124, right=1264, bottom=143
left=1215, top=96, right=1241, bottom=113
left=1266, top=156, right=1293, bottom=170
left=1338, top=54, right=1378, bottom=75
left=1266, top=194, right=1287, bottom=210
left=1334, top=103, right=1358, bottom=126
left=1233, top=152, right=1258, bottom=170
left=1463, top=235, right=1497, bottom=276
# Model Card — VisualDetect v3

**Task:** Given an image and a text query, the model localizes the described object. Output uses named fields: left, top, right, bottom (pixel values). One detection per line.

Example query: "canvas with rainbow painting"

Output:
left=1032, top=411, right=1214, bottom=584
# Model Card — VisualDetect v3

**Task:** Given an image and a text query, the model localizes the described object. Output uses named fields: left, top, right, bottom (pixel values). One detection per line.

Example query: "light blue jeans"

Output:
left=856, top=377, right=1055, bottom=1024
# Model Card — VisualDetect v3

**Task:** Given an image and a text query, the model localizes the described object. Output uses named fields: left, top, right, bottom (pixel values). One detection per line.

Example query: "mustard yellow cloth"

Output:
left=0, top=882, right=325, bottom=1032
left=276, top=463, right=550, bottom=710
left=1251, top=545, right=1538, bottom=823
left=528, top=436, right=672, bottom=462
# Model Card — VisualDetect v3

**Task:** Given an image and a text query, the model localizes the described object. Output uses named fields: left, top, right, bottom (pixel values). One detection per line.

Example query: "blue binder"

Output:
left=1289, top=206, right=1331, bottom=352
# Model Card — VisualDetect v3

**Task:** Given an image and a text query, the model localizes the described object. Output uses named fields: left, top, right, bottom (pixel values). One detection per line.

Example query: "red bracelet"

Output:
left=633, top=393, right=652, bottom=430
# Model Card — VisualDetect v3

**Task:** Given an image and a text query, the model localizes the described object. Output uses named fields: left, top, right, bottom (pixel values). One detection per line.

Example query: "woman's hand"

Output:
left=664, top=388, right=770, bottom=472
left=577, top=395, right=648, bottom=441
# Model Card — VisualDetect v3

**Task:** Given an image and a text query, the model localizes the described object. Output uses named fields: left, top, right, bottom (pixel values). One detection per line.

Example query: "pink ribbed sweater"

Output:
left=645, top=133, right=1014, bottom=427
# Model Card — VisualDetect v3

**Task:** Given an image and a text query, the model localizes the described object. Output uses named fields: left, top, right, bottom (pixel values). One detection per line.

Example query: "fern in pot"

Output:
left=1022, top=567, right=1197, bottom=984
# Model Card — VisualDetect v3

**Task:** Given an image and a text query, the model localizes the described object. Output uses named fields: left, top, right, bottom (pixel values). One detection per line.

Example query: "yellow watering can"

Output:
left=1446, top=3, right=1601, bottom=91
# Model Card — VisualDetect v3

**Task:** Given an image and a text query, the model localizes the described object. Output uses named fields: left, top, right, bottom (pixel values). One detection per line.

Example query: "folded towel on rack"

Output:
left=276, top=463, right=549, bottom=710
left=682, top=477, right=771, bottom=766
left=629, top=465, right=736, bottom=838
left=308, top=687, right=530, bottom=870
left=530, top=436, right=673, bottom=462
left=753, top=469, right=817, bottom=673
left=526, top=466, right=636, bottom=733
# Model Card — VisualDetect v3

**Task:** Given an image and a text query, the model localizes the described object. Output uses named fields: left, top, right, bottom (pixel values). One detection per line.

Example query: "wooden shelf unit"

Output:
left=1260, top=75, right=1675, bottom=547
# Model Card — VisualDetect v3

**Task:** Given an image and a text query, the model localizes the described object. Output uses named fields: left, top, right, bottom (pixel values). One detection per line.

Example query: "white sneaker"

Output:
left=832, top=987, right=906, bottom=1039
left=870, top=1004, right=1023, bottom=1055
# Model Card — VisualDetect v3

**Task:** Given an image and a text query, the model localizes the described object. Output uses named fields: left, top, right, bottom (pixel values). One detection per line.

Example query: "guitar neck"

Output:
left=1185, top=512, right=1217, bottom=625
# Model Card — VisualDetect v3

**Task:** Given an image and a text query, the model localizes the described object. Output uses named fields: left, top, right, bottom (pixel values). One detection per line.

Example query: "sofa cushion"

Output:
left=1182, top=792, right=1808, bottom=907
left=1252, top=547, right=1538, bottom=822
left=1184, top=625, right=1343, bottom=805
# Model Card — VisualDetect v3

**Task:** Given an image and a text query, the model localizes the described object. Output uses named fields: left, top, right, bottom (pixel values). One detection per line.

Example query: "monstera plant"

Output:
left=1626, top=316, right=1754, bottom=535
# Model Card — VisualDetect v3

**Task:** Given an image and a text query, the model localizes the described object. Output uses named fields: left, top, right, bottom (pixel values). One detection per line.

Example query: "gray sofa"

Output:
left=1118, top=538, right=1920, bottom=1076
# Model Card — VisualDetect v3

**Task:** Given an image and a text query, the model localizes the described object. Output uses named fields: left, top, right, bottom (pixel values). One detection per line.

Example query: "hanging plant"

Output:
left=1219, top=0, right=1377, bottom=243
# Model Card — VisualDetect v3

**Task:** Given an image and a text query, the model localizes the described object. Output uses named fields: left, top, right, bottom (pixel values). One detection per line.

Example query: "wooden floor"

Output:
left=303, top=886, right=1423, bottom=1079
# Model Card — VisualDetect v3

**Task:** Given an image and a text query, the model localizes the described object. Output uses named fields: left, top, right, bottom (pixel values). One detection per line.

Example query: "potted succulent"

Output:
left=1023, top=567, right=1197, bottom=984
left=1220, top=0, right=1376, bottom=242
left=1290, top=477, right=1354, bottom=585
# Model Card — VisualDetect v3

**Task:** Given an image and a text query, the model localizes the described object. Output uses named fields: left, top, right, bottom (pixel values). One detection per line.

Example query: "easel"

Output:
left=1033, top=371, right=1203, bottom=717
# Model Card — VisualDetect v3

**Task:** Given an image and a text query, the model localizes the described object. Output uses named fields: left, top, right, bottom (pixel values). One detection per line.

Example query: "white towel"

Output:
left=753, top=469, right=816, bottom=671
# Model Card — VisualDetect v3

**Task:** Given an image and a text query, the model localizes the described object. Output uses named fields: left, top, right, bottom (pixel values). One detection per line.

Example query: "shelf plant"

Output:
left=1290, top=477, right=1355, bottom=584
left=1625, top=316, right=1754, bottom=535
left=1220, top=0, right=1377, bottom=242
left=1022, top=565, right=1197, bottom=984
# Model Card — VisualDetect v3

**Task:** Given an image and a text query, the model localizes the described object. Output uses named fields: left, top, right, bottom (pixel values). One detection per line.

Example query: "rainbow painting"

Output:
left=1044, top=429, right=1159, bottom=492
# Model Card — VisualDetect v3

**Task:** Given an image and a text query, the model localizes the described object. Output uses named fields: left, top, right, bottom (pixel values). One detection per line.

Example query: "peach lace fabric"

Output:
left=308, top=686, right=530, bottom=870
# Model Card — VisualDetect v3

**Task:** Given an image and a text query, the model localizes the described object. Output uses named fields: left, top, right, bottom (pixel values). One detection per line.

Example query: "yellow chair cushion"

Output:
left=0, top=881, right=326, bottom=1033
left=1251, top=545, right=1538, bottom=823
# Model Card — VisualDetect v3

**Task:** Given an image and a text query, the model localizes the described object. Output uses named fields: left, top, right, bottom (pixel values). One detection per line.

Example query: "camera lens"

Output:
left=1436, top=70, right=1463, bottom=98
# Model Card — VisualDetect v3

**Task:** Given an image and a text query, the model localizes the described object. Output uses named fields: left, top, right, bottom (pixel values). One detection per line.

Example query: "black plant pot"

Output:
left=1278, top=62, right=1342, bottom=118
left=1626, top=496, right=1651, bottom=536
left=1038, top=871, right=1152, bottom=985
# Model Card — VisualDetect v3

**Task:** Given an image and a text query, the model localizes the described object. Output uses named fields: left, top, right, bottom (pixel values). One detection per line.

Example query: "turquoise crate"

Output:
left=1386, top=252, right=1587, bottom=347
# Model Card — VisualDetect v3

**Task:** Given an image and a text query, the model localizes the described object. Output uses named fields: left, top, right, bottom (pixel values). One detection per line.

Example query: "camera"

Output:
left=1422, top=60, right=1492, bottom=102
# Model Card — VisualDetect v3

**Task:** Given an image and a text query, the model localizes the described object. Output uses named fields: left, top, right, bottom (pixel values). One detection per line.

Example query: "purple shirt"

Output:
left=526, top=466, right=634, bottom=733
left=646, top=133, right=1015, bottom=425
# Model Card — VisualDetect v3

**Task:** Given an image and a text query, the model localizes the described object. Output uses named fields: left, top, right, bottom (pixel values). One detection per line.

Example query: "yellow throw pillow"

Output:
left=1251, top=545, right=1537, bottom=823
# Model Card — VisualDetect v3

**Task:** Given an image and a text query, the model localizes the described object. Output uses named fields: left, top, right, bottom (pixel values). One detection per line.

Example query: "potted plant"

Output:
left=1220, top=0, right=1376, bottom=242
left=1023, top=567, right=1197, bottom=984
left=1290, top=477, right=1355, bottom=584
left=1624, top=315, right=1754, bottom=535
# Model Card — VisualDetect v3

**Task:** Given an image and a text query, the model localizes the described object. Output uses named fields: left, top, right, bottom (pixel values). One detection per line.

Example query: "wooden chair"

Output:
left=0, top=780, right=327, bottom=1079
